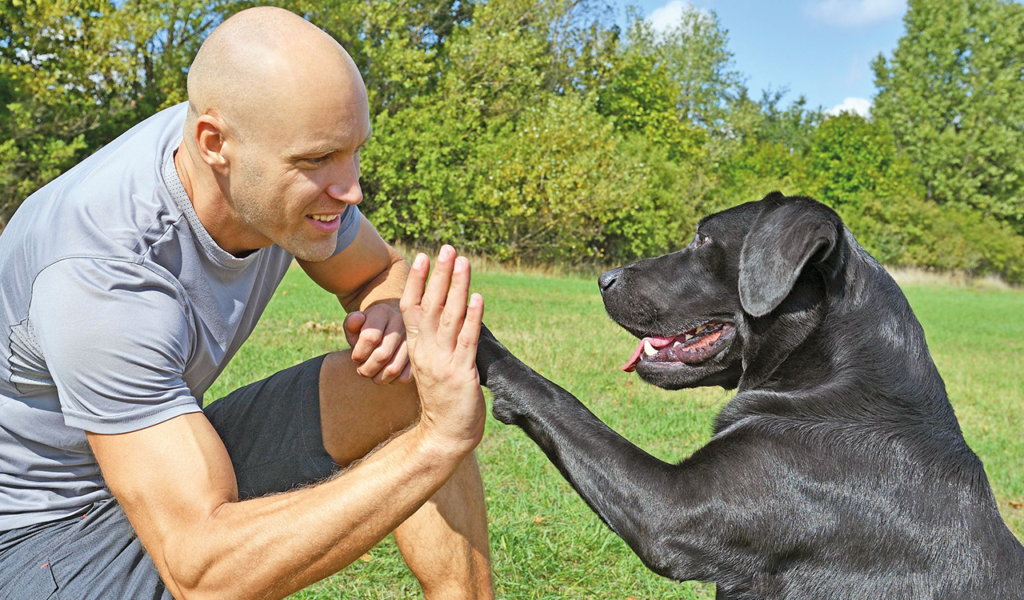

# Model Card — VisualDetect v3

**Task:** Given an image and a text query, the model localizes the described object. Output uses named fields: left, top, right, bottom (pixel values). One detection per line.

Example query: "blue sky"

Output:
left=610, top=0, right=910, bottom=116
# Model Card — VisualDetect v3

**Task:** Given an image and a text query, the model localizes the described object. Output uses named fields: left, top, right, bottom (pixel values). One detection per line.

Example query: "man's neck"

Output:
left=173, top=141, right=197, bottom=205
left=171, top=141, right=262, bottom=257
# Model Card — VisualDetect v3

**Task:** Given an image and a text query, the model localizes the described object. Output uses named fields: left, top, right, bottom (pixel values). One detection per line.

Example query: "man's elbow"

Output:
left=159, top=516, right=254, bottom=600
left=163, top=551, right=223, bottom=600
left=164, top=562, right=256, bottom=600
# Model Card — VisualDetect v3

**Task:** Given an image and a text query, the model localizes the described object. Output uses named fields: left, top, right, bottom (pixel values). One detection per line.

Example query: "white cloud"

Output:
left=804, top=0, right=906, bottom=27
left=647, top=0, right=711, bottom=35
left=827, top=97, right=872, bottom=117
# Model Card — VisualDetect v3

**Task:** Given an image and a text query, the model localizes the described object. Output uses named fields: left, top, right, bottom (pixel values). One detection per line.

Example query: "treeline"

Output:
left=2, top=0, right=1023, bottom=280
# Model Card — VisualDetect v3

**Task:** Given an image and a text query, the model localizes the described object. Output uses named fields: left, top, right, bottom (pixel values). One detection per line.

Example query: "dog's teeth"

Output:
left=685, top=334, right=694, bottom=341
left=672, top=341, right=682, bottom=349
left=643, top=340, right=657, bottom=356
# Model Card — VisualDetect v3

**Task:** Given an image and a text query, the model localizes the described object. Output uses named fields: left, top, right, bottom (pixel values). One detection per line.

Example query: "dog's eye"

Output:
left=692, top=232, right=710, bottom=248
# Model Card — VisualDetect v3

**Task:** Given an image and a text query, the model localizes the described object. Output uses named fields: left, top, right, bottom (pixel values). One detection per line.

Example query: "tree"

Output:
left=288, top=0, right=472, bottom=117
left=656, top=5, right=743, bottom=135
left=873, top=0, right=1024, bottom=233
left=0, top=0, right=244, bottom=228
left=804, top=113, right=915, bottom=210
left=596, top=14, right=707, bottom=163
left=0, top=0, right=136, bottom=227
left=710, top=88, right=823, bottom=209
left=121, top=0, right=238, bottom=114
left=754, top=89, right=822, bottom=156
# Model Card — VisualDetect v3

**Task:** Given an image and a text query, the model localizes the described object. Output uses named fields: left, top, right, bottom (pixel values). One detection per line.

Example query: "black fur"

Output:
left=476, top=193, right=1024, bottom=599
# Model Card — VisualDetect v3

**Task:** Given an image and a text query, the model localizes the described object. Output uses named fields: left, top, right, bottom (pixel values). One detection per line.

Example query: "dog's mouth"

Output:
left=620, top=320, right=736, bottom=372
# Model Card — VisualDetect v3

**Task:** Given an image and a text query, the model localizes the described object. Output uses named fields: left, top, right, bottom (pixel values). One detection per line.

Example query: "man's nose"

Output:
left=325, top=163, right=362, bottom=205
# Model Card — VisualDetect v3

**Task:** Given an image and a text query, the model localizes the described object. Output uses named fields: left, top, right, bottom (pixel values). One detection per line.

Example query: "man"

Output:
left=0, top=7, right=493, bottom=600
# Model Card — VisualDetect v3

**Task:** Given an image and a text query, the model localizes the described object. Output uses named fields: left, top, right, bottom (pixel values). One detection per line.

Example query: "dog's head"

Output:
left=603, top=192, right=846, bottom=390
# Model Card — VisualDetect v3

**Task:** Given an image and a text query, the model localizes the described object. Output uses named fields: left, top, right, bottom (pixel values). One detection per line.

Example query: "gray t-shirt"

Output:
left=0, top=103, right=361, bottom=532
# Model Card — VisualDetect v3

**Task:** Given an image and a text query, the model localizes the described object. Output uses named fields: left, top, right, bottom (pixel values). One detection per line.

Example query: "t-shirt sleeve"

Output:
left=30, top=258, right=202, bottom=434
left=329, top=205, right=362, bottom=257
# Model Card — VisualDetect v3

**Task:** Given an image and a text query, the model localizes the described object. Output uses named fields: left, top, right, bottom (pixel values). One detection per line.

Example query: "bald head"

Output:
left=186, top=7, right=366, bottom=148
left=176, top=7, right=372, bottom=261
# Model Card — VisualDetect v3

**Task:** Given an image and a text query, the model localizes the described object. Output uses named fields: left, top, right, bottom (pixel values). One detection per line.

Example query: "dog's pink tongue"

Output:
left=620, top=336, right=677, bottom=372
left=620, top=344, right=645, bottom=373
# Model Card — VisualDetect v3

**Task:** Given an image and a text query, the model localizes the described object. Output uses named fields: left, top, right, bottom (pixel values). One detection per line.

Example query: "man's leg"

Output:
left=319, top=351, right=494, bottom=600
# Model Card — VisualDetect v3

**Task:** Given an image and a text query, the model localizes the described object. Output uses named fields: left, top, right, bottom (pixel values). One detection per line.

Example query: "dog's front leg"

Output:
left=477, top=326, right=701, bottom=580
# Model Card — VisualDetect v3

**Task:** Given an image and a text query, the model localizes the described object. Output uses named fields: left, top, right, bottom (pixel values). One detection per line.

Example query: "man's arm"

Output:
left=300, top=214, right=412, bottom=383
left=89, top=247, right=485, bottom=600
left=89, top=413, right=459, bottom=600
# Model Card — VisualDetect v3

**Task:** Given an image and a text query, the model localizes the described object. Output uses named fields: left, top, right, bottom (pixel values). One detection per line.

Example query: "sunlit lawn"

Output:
left=206, top=265, right=1023, bottom=600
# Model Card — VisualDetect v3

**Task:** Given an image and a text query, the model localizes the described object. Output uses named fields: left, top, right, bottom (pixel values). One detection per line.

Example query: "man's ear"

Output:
left=195, top=113, right=230, bottom=174
left=738, top=194, right=843, bottom=317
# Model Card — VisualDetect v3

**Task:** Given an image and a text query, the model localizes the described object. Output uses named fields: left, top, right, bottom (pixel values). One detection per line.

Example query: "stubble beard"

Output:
left=235, top=155, right=337, bottom=262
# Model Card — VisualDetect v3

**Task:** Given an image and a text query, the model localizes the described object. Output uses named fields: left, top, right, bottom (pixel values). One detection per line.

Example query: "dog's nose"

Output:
left=599, top=268, right=622, bottom=294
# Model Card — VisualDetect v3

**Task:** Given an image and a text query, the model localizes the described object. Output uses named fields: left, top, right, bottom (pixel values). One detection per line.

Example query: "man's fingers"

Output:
left=420, top=246, right=456, bottom=328
left=343, top=311, right=365, bottom=352
left=437, top=256, right=471, bottom=347
left=400, top=253, right=429, bottom=335
left=456, top=293, right=484, bottom=368
left=360, top=315, right=405, bottom=380
left=351, top=309, right=388, bottom=364
left=371, top=340, right=409, bottom=385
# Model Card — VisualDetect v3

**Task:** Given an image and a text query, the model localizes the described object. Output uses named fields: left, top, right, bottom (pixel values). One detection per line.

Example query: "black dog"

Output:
left=476, top=193, right=1024, bottom=599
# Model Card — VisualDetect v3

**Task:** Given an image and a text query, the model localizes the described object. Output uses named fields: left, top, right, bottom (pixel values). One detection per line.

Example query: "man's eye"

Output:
left=306, top=154, right=330, bottom=166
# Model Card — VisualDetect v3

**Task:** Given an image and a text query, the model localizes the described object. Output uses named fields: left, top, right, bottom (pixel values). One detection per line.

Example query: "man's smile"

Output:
left=307, top=212, right=342, bottom=233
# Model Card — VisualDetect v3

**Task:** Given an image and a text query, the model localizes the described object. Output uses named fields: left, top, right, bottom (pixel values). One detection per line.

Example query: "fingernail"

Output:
left=440, top=245, right=454, bottom=260
left=455, top=257, right=467, bottom=272
left=413, top=254, right=426, bottom=269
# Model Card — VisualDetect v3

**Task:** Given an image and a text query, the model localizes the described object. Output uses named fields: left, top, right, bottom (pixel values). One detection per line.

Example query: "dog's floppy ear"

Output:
left=738, top=194, right=842, bottom=317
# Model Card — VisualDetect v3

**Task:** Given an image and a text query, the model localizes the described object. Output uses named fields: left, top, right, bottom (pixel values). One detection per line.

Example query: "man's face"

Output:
left=227, top=75, right=371, bottom=262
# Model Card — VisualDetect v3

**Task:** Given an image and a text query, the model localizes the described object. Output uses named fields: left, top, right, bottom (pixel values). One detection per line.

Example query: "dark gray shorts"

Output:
left=0, top=355, right=337, bottom=600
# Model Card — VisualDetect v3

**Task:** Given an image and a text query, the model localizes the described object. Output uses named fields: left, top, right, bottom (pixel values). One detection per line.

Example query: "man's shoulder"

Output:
left=3, top=104, right=190, bottom=266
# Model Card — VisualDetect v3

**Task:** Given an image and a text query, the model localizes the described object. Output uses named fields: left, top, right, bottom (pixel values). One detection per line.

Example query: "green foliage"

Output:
left=839, top=195, right=1024, bottom=282
left=804, top=113, right=916, bottom=210
left=873, top=0, right=1024, bottom=233
left=602, top=133, right=708, bottom=260
left=2, top=0, right=1023, bottom=281
left=754, top=91, right=823, bottom=155
left=710, top=89, right=820, bottom=211
left=120, top=0, right=239, bottom=113
left=467, top=95, right=627, bottom=261
left=0, top=0, right=136, bottom=226
left=655, top=5, right=743, bottom=133
left=0, top=0, right=240, bottom=226
left=597, top=16, right=708, bottom=163
left=290, top=0, right=472, bottom=117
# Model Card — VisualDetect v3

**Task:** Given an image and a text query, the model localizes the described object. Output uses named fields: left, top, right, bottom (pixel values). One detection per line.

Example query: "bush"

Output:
left=838, top=195, right=1024, bottom=283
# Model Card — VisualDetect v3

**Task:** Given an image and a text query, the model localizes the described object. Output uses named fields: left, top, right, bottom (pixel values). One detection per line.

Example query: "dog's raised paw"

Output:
left=475, top=323, right=512, bottom=388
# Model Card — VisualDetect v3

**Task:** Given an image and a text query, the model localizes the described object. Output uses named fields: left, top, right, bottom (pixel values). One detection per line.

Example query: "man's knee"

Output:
left=319, top=350, right=421, bottom=467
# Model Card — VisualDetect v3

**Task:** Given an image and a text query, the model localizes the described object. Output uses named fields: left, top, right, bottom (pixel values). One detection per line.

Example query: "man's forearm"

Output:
left=162, top=425, right=469, bottom=600
left=339, top=244, right=409, bottom=313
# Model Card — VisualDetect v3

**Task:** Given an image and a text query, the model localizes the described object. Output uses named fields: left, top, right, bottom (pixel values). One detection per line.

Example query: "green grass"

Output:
left=207, top=268, right=1024, bottom=599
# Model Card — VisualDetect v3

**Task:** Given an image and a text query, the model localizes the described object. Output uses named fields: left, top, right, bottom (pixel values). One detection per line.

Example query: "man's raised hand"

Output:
left=400, top=246, right=486, bottom=454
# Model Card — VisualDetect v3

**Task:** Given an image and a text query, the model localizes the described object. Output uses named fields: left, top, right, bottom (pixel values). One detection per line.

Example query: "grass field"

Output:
left=205, top=265, right=1024, bottom=600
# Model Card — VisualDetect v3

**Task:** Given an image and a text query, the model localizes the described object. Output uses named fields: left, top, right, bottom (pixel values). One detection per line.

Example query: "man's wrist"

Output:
left=407, top=422, right=478, bottom=468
